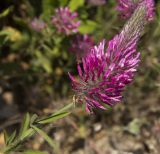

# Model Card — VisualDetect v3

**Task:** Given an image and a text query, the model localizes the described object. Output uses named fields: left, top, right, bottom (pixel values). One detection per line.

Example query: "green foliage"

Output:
left=78, top=20, right=98, bottom=34
left=0, top=0, right=106, bottom=98
left=42, top=0, right=58, bottom=18
left=37, top=111, right=70, bottom=124
left=1, top=104, right=73, bottom=153
left=19, top=113, right=30, bottom=139
left=4, top=130, right=17, bottom=146
left=37, top=103, right=72, bottom=124
left=60, top=0, right=69, bottom=6
left=0, top=6, right=13, bottom=19
left=69, top=0, right=85, bottom=11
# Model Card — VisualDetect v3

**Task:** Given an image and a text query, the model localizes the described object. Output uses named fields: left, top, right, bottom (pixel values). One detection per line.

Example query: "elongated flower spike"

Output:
left=117, top=0, right=155, bottom=21
left=51, top=7, right=81, bottom=35
left=69, top=5, right=146, bottom=113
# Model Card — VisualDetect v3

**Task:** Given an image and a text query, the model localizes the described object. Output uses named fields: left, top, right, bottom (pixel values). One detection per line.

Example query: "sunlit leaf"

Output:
left=0, top=6, right=13, bottom=18
left=78, top=20, right=98, bottom=34
left=69, top=0, right=84, bottom=11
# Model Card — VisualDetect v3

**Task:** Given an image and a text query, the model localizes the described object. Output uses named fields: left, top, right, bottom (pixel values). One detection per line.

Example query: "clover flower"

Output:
left=30, top=18, right=46, bottom=32
left=51, top=7, right=81, bottom=35
left=70, top=34, right=95, bottom=61
left=69, top=5, right=146, bottom=113
left=117, top=0, right=155, bottom=21
left=88, top=0, right=106, bottom=6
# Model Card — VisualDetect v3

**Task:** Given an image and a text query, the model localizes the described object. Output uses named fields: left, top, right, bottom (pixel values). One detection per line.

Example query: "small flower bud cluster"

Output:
left=51, top=7, right=81, bottom=35
left=30, top=18, right=46, bottom=32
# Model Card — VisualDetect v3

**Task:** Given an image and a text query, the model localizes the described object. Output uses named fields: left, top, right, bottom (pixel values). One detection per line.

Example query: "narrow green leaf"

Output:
left=4, top=130, right=9, bottom=145
left=37, top=112, right=70, bottom=124
left=31, top=126, right=57, bottom=150
left=69, top=0, right=84, bottom=11
left=7, top=130, right=17, bottom=145
left=36, top=104, right=72, bottom=124
left=52, top=103, right=73, bottom=115
left=19, top=113, right=30, bottom=139
left=0, top=7, right=13, bottom=18
left=30, top=114, right=38, bottom=125
left=20, top=128, right=35, bottom=141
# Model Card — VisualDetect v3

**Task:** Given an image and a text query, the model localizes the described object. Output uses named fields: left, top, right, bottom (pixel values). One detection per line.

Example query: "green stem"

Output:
left=1, top=102, right=74, bottom=154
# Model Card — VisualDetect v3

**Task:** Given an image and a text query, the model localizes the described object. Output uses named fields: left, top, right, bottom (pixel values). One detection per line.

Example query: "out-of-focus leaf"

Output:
left=37, top=111, right=70, bottom=124
left=0, top=27, right=22, bottom=42
left=0, top=7, right=13, bottom=18
left=78, top=20, right=98, bottom=34
left=60, top=0, right=68, bottom=6
left=32, top=126, right=57, bottom=150
left=13, top=16, right=30, bottom=30
left=19, top=113, right=30, bottom=139
left=124, top=119, right=144, bottom=135
left=42, top=0, right=58, bottom=18
left=69, top=0, right=84, bottom=11
left=0, top=30, right=12, bottom=44
left=79, top=10, right=88, bottom=19
left=34, top=51, right=52, bottom=73
left=24, top=150, right=48, bottom=154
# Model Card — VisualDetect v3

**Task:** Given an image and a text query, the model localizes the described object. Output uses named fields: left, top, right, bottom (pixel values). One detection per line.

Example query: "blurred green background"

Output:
left=0, top=0, right=160, bottom=153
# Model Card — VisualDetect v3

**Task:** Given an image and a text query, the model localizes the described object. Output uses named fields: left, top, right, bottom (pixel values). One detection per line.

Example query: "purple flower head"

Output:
left=117, top=0, right=155, bottom=21
left=51, top=7, right=81, bottom=35
left=88, top=0, right=106, bottom=6
left=30, top=18, right=46, bottom=32
left=69, top=5, right=146, bottom=113
left=70, top=34, right=95, bottom=61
